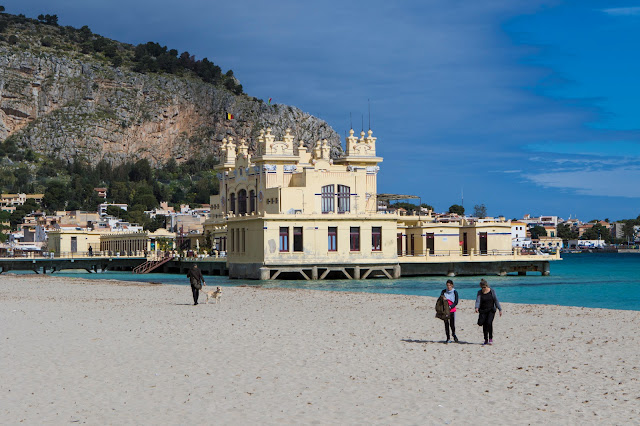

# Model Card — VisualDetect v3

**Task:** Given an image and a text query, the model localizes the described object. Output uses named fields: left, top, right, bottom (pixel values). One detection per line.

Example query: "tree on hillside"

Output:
left=557, top=223, right=578, bottom=241
left=42, top=180, right=68, bottom=212
left=391, top=202, right=420, bottom=211
left=108, top=181, right=130, bottom=204
left=37, top=14, right=58, bottom=25
left=581, top=223, right=612, bottom=243
left=106, top=205, right=125, bottom=218
left=0, top=210, right=9, bottom=242
left=420, top=203, right=434, bottom=211
left=129, top=159, right=152, bottom=182
left=448, top=204, right=464, bottom=215
left=473, top=204, right=487, bottom=218
left=8, top=199, right=39, bottom=230
left=622, top=221, right=638, bottom=241
left=529, top=225, right=547, bottom=239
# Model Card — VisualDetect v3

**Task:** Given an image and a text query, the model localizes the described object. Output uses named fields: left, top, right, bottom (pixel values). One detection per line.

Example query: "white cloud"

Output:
left=602, top=7, right=640, bottom=16
left=528, top=167, right=640, bottom=197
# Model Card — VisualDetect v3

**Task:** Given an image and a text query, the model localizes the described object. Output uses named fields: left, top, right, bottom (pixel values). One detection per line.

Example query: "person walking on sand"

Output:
left=475, top=278, right=502, bottom=345
left=186, top=264, right=205, bottom=305
left=441, top=279, right=459, bottom=343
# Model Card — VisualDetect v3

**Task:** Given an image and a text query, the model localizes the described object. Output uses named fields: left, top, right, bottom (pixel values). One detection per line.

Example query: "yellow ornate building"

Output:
left=205, top=128, right=398, bottom=279
left=204, top=128, right=556, bottom=280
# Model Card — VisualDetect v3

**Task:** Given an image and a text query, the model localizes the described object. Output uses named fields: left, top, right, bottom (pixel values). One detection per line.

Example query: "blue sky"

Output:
left=4, top=0, right=640, bottom=221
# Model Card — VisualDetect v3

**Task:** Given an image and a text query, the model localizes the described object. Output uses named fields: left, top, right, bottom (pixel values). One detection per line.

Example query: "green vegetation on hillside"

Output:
left=1, top=134, right=219, bottom=230
left=0, top=8, right=242, bottom=93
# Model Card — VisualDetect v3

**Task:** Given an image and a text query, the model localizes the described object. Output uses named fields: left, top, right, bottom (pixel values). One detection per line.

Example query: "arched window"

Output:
left=249, top=190, right=256, bottom=213
left=238, top=189, right=247, bottom=215
left=337, top=185, right=350, bottom=213
left=229, top=193, right=236, bottom=214
left=321, top=185, right=334, bottom=213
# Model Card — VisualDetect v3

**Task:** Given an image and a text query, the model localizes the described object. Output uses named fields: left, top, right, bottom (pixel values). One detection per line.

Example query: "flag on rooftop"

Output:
left=268, top=98, right=272, bottom=104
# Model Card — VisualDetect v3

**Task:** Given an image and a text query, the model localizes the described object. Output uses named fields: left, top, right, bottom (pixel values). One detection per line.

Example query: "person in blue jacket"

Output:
left=440, top=279, right=459, bottom=343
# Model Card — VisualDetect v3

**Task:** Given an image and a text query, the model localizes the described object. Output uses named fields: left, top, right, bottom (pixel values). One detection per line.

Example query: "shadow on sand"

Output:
left=402, top=338, right=482, bottom=345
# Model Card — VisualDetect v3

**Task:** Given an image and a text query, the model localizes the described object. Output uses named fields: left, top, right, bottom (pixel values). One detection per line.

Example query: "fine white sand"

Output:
left=1, top=275, right=639, bottom=425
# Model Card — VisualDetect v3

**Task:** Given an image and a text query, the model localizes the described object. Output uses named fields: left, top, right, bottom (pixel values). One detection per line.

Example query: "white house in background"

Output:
left=534, top=236, right=563, bottom=250
left=98, top=203, right=128, bottom=217
left=520, top=214, right=561, bottom=227
left=567, top=239, right=606, bottom=249
left=511, top=221, right=532, bottom=248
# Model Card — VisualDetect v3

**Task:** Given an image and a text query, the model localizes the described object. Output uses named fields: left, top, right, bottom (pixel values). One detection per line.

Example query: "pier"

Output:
left=0, top=250, right=557, bottom=280
left=0, top=252, right=229, bottom=277
left=0, top=255, right=146, bottom=274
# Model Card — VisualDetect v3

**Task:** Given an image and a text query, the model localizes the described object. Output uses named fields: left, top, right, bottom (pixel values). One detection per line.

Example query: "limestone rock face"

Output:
left=0, top=48, right=341, bottom=166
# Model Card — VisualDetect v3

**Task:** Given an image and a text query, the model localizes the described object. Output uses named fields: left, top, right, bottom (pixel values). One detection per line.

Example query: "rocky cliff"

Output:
left=0, top=17, right=341, bottom=167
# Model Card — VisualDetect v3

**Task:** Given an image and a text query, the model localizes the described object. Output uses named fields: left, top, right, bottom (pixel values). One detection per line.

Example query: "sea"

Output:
left=14, top=252, right=640, bottom=311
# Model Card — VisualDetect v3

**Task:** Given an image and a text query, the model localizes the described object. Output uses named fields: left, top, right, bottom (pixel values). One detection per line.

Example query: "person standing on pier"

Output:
left=441, top=279, right=459, bottom=343
left=187, top=264, right=205, bottom=305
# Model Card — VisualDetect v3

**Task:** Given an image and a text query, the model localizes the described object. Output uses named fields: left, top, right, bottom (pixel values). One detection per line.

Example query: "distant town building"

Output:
left=511, top=221, right=532, bottom=248
left=610, top=222, right=625, bottom=240
left=0, top=193, right=44, bottom=212
left=521, top=214, right=561, bottom=227
left=534, top=236, right=563, bottom=250
left=94, top=187, right=108, bottom=198
left=47, top=227, right=101, bottom=255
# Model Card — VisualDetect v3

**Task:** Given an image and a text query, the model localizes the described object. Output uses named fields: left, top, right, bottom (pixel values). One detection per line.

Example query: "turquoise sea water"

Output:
left=16, top=253, right=640, bottom=311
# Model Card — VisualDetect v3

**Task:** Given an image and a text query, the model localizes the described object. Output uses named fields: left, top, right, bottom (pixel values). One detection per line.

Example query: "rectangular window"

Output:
left=293, top=227, right=303, bottom=252
left=328, top=227, right=337, bottom=251
left=229, top=229, right=235, bottom=252
left=350, top=227, right=360, bottom=251
left=279, top=227, right=289, bottom=252
left=372, top=227, right=381, bottom=251
left=321, top=185, right=334, bottom=213
left=337, top=185, right=350, bottom=213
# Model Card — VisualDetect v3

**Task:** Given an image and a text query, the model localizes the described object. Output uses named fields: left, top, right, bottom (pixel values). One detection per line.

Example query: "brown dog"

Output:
left=202, top=286, right=222, bottom=304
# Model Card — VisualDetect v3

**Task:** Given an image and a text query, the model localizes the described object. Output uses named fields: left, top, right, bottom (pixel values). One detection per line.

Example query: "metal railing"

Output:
left=0, top=249, right=229, bottom=260
left=0, top=250, right=147, bottom=259
left=396, top=248, right=560, bottom=259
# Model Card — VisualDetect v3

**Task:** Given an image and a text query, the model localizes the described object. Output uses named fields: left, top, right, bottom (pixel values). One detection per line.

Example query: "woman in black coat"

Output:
left=475, top=279, right=502, bottom=345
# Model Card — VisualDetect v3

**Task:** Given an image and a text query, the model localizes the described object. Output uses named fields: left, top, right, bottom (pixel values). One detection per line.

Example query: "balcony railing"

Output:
left=396, top=248, right=560, bottom=261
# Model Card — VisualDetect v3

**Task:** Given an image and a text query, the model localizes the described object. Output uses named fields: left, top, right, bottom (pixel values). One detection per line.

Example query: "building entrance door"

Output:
left=426, top=233, right=434, bottom=254
left=479, top=232, right=488, bottom=254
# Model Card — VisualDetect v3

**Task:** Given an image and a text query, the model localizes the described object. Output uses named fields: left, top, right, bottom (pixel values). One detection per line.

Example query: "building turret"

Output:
left=216, top=137, right=237, bottom=172
left=335, top=129, right=382, bottom=168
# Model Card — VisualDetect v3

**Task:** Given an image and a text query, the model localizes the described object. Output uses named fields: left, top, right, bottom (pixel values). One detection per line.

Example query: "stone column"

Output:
left=542, top=262, right=550, bottom=276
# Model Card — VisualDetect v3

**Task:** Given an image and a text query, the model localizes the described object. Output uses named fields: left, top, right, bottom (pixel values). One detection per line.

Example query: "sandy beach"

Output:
left=1, top=275, right=639, bottom=424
